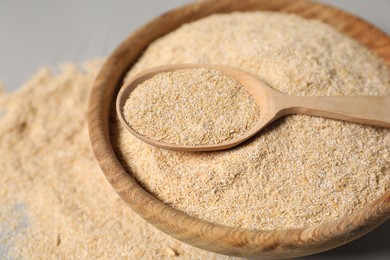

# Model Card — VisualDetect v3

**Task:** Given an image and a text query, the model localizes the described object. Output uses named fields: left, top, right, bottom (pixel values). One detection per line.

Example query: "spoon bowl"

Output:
left=117, top=64, right=390, bottom=152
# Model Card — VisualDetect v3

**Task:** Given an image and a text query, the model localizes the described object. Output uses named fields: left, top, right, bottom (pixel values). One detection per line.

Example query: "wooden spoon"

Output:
left=116, top=64, right=390, bottom=152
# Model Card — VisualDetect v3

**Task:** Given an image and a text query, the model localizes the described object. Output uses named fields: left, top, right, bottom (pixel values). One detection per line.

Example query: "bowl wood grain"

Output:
left=88, top=0, right=390, bottom=258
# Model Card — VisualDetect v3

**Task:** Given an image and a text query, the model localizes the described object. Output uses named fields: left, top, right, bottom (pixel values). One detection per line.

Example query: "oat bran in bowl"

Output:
left=88, top=0, right=390, bottom=259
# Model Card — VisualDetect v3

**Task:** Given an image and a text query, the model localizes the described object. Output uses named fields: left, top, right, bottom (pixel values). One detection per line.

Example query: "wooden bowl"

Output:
left=88, top=0, right=390, bottom=258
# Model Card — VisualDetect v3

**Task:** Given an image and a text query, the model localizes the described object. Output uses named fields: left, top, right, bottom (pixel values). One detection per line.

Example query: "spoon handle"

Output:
left=285, top=95, right=390, bottom=127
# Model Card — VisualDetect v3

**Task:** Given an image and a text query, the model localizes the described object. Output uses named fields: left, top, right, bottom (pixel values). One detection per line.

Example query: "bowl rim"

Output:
left=88, top=0, right=390, bottom=258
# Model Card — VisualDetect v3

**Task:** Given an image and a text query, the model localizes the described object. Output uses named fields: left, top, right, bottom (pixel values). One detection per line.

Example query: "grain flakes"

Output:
left=113, top=12, right=390, bottom=230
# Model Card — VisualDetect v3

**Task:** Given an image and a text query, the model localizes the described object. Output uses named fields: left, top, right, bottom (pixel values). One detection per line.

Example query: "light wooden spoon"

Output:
left=117, top=64, right=390, bottom=152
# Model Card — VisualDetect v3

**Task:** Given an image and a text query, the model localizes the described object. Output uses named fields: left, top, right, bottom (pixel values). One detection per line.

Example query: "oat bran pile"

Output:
left=114, top=12, right=390, bottom=230
left=0, top=61, right=233, bottom=259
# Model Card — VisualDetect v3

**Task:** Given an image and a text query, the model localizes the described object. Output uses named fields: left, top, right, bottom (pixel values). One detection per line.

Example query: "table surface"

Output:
left=0, top=0, right=389, bottom=259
